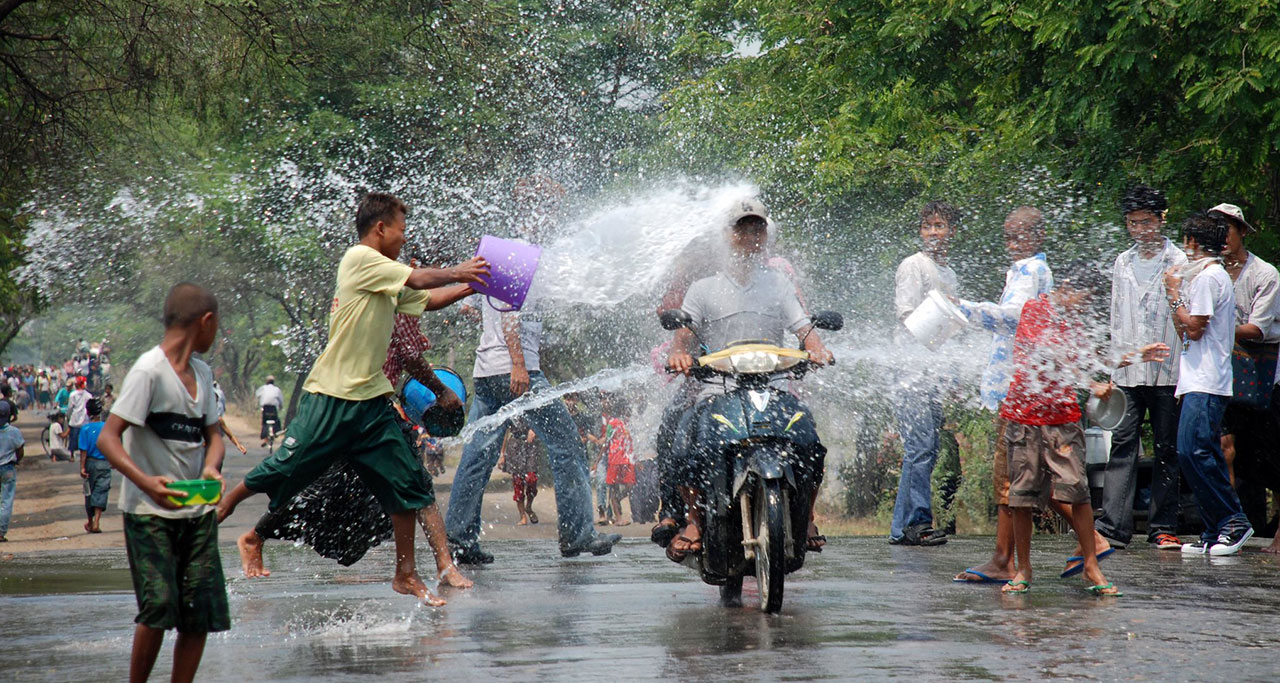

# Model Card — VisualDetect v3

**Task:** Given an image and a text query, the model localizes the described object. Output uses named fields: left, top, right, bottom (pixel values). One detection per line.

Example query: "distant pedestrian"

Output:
left=499, top=417, right=540, bottom=525
left=78, top=398, right=109, bottom=533
left=0, top=402, right=24, bottom=542
left=67, top=377, right=92, bottom=457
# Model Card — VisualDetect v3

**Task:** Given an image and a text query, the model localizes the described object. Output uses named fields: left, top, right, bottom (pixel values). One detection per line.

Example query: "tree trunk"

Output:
left=285, top=370, right=307, bottom=425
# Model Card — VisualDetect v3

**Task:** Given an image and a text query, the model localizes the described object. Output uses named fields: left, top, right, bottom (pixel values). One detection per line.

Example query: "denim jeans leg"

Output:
left=0, top=464, right=15, bottom=538
left=1095, top=386, right=1145, bottom=544
left=1146, top=386, right=1182, bottom=537
left=444, top=382, right=504, bottom=548
left=523, top=373, right=596, bottom=548
left=1177, top=393, right=1249, bottom=541
left=890, top=389, right=942, bottom=539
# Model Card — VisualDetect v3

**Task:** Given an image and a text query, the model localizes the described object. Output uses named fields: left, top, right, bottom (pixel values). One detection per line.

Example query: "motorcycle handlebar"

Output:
left=663, top=359, right=828, bottom=381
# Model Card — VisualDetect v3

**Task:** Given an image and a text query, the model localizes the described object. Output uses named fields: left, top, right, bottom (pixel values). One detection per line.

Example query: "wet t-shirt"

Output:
left=680, top=268, right=809, bottom=353
left=111, top=346, right=220, bottom=519
left=999, top=297, right=1084, bottom=426
left=471, top=292, right=544, bottom=378
left=304, top=245, right=431, bottom=400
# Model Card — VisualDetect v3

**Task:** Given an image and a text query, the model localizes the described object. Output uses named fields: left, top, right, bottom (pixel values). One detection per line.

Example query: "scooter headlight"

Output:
left=703, top=350, right=802, bottom=374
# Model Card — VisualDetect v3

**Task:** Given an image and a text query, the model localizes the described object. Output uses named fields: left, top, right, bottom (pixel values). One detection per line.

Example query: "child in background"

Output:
left=999, top=262, right=1169, bottom=596
left=96, top=283, right=229, bottom=682
left=78, top=398, right=110, bottom=533
left=49, top=412, right=72, bottom=462
left=601, top=396, right=636, bottom=527
left=498, top=417, right=539, bottom=525
left=67, top=377, right=92, bottom=456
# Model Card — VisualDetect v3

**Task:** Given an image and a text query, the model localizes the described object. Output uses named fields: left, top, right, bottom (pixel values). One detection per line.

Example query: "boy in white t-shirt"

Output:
left=1163, top=213, right=1253, bottom=556
left=96, top=283, right=228, bottom=682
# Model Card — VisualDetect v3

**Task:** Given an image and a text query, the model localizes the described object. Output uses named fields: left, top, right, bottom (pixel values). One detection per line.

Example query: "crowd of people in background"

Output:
left=895, top=187, right=1280, bottom=598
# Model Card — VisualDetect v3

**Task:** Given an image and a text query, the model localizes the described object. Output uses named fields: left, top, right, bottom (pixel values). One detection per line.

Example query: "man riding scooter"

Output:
left=663, top=198, right=834, bottom=561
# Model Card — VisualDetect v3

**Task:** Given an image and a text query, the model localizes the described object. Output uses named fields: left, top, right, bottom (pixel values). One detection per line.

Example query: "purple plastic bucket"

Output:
left=473, top=235, right=541, bottom=311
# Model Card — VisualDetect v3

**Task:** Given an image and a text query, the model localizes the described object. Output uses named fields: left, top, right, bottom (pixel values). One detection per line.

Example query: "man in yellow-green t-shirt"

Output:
left=217, top=192, right=488, bottom=604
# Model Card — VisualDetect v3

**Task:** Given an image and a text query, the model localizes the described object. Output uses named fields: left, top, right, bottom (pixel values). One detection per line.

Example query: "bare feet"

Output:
left=517, top=516, right=529, bottom=526
left=393, top=571, right=446, bottom=606
left=954, top=559, right=1015, bottom=583
left=614, top=517, right=632, bottom=527
left=1262, top=537, right=1280, bottom=555
left=438, top=564, right=473, bottom=589
left=84, top=521, right=92, bottom=534
left=237, top=530, right=271, bottom=578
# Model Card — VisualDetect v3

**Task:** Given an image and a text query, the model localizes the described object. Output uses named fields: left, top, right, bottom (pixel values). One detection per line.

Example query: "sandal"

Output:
left=806, top=534, right=827, bottom=552
left=665, top=534, right=702, bottom=563
left=528, top=511, right=539, bottom=524
left=650, top=521, right=680, bottom=548
left=1002, top=580, right=1031, bottom=594
left=1085, top=582, right=1123, bottom=597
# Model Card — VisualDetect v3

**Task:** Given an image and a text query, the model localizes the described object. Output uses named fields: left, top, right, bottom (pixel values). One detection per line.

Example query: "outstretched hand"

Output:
left=1140, top=342, right=1171, bottom=363
left=450, top=257, right=490, bottom=284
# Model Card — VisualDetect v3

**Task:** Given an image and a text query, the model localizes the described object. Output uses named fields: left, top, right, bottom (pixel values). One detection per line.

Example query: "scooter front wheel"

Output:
left=754, top=478, right=787, bottom=613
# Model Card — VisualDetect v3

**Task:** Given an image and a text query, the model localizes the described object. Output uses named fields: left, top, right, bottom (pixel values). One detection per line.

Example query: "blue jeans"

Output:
left=1177, top=392, right=1250, bottom=542
left=0, top=463, right=15, bottom=538
left=445, top=372, right=596, bottom=549
left=890, top=388, right=944, bottom=539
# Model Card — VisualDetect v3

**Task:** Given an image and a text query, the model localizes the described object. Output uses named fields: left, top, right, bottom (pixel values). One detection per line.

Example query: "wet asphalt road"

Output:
left=4, top=535, right=1280, bottom=681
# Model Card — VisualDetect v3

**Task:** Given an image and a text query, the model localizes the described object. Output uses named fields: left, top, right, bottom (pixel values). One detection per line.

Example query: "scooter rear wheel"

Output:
left=754, top=479, right=787, bottom=613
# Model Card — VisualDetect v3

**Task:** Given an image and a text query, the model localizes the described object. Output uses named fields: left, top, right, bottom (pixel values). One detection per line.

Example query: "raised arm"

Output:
left=404, top=257, right=490, bottom=290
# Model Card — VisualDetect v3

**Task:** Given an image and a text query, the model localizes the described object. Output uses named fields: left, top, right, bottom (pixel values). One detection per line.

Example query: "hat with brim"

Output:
left=726, top=198, right=769, bottom=229
left=1208, top=203, right=1256, bottom=234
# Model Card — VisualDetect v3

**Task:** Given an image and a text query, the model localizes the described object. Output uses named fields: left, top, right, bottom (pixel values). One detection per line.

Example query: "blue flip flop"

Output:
left=953, top=567, right=1006, bottom=584
left=1060, top=547, right=1116, bottom=578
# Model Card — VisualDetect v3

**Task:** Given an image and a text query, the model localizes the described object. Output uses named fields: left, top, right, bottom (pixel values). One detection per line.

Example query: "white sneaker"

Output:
left=1208, top=527, right=1254, bottom=556
left=1181, top=539, right=1214, bottom=554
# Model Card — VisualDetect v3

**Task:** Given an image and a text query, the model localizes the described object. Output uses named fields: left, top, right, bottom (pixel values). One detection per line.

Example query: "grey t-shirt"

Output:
left=111, top=346, right=220, bottom=519
left=1232, top=252, right=1280, bottom=342
left=681, top=267, right=809, bottom=352
left=471, top=294, right=544, bottom=378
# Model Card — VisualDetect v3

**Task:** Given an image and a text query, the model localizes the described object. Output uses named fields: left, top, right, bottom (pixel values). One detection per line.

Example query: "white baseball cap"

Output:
left=726, top=197, right=769, bottom=228
left=1208, top=203, right=1256, bottom=233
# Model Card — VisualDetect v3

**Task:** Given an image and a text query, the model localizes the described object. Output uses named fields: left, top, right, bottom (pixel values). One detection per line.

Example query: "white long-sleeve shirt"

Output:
left=959, top=253, right=1054, bottom=410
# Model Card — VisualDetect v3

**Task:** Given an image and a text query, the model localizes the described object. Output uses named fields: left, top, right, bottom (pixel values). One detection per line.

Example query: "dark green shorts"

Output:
left=123, top=512, right=230, bottom=633
left=243, top=392, right=434, bottom=514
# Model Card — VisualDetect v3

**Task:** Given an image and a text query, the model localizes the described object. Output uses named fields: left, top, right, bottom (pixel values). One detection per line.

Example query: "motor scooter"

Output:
left=660, top=309, right=842, bottom=613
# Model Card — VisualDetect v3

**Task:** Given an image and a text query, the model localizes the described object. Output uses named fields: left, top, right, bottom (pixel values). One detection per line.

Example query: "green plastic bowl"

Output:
left=167, top=479, right=222, bottom=506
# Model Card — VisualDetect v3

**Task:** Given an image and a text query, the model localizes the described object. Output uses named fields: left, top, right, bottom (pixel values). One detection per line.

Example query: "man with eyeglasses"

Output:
left=1095, top=186, right=1187, bottom=551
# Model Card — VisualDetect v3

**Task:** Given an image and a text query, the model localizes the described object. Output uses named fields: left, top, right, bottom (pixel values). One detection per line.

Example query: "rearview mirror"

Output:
left=659, top=309, right=693, bottom=331
left=811, top=311, right=844, bottom=331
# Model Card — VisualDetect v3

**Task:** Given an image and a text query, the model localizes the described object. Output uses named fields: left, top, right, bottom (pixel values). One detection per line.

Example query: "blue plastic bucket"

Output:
left=401, top=367, right=468, bottom=436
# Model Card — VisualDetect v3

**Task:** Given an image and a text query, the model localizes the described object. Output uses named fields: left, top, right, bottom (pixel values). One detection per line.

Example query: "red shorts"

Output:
left=512, top=472, right=537, bottom=501
left=606, top=463, right=635, bottom=486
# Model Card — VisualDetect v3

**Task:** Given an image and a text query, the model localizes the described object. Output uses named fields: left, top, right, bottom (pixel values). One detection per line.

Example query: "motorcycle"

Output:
left=659, top=308, right=842, bottom=613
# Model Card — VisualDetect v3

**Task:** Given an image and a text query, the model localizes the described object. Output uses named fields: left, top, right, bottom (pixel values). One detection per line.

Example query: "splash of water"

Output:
left=530, top=182, right=758, bottom=307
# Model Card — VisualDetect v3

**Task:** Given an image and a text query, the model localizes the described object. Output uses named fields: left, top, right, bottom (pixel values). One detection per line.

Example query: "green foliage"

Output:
left=660, top=0, right=1280, bottom=262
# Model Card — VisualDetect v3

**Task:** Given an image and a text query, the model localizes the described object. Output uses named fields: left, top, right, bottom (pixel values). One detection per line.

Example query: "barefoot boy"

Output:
left=216, top=192, right=487, bottom=603
left=96, top=283, right=228, bottom=682
left=78, top=398, right=110, bottom=533
left=998, top=262, right=1168, bottom=596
